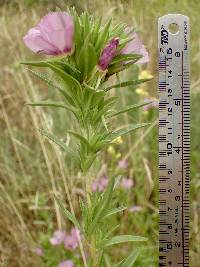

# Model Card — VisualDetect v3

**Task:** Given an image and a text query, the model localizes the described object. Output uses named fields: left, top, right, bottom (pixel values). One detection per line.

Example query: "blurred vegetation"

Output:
left=0, top=0, right=199, bottom=266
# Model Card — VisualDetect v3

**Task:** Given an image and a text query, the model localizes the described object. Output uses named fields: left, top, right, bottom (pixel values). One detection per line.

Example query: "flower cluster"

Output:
left=50, top=228, right=80, bottom=250
left=23, top=11, right=149, bottom=71
left=92, top=175, right=134, bottom=192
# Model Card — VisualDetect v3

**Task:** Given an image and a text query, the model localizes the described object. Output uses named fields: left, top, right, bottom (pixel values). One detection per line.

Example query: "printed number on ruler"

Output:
left=158, top=14, right=190, bottom=267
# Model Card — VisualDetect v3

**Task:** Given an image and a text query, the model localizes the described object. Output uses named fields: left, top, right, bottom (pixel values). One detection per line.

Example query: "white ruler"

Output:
left=158, top=14, right=190, bottom=267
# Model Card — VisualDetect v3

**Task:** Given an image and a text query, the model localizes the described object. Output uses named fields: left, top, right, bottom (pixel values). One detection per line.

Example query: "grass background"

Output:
left=0, top=0, right=199, bottom=266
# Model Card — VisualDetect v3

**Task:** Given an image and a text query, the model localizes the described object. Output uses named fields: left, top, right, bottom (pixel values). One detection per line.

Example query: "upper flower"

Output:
left=92, top=176, right=109, bottom=192
left=58, top=260, right=74, bottom=267
left=64, top=227, right=80, bottom=250
left=98, top=38, right=119, bottom=71
left=121, top=177, right=134, bottom=189
left=23, top=12, right=74, bottom=55
left=122, top=32, right=149, bottom=64
left=50, top=230, right=66, bottom=245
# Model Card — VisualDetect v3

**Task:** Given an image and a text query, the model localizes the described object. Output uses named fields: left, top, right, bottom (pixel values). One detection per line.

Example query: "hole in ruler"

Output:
left=168, top=23, right=179, bottom=34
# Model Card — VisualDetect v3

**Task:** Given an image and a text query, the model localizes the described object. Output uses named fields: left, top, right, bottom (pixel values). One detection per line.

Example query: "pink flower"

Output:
left=143, top=98, right=159, bottom=111
left=50, top=230, right=65, bottom=245
left=64, top=227, right=80, bottom=250
left=98, top=38, right=119, bottom=70
left=122, top=32, right=149, bottom=64
left=23, top=12, right=74, bottom=55
left=92, top=176, right=109, bottom=192
left=129, top=205, right=143, bottom=213
left=118, top=159, right=128, bottom=169
left=121, top=177, right=134, bottom=189
left=58, top=260, right=74, bottom=267
left=33, top=247, right=43, bottom=256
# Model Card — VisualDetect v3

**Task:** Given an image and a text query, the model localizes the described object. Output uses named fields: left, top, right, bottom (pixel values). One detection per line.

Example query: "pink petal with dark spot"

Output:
left=23, top=12, right=74, bottom=55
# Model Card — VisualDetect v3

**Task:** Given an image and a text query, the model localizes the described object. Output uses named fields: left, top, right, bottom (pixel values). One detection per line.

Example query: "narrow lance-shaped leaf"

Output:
left=67, top=130, right=90, bottom=148
left=21, top=60, right=49, bottom=67
left=107, top=102, right=152, bottom=118
left=104, top=78, right=152, bottom=91
left=39, top=129, right=79, bottom=164
left=103, top=206, right=127, bottom=219
left=92, top=17, right=102, bottom=45
left=95, top=18, right=112, bottom=55
left=21, top=59, right=81, bottom=78
left=115, top=249, right=140, bottom=267
left=52, top=61, right=81, bottom=80
left=111, top=53, right=142, bottom=65
left=46, top=62, right=82, bottom=92
left=106, top=61, right=138, bottom=77
left=54, top=196, right=81, bottom=230
left=110, top=23, right=127, bottom=39
left=25, top=69, right=76, bottom=107
left=103, top=235, right=148, bottom=248
left=26, top=101, right=76, bottom=113
left=88, top=175, right=116, bottom=234
left=78, top=37, right=97, bottom=79
left=109, top=123, right=150, bottom=141
left=46, top=62, right=83, bottom=108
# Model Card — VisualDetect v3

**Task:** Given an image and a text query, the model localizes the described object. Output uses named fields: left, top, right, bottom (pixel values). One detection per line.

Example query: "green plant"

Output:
left=21, top=8, right=152, bottom=266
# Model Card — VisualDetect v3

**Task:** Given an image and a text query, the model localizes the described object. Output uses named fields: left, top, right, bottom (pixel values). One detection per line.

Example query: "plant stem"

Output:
left=84, top=169, right=99, bottom=266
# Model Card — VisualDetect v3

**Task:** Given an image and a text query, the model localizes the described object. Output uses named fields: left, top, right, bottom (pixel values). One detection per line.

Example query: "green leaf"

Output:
left=103, top=235, right=148, bottom=248
left=109, top=123, right=150, bottom=141
left=46, top=63, right=83, bottom=107
left=104, top=78, right=152, bottom=91
left=54, top=196, right=81, bottom=229
left=46, top=62, right=82, bottom=92
left=110, top=23, right=126, bottom=38
left=72, top=8, right=82, bottom=51
left=26, top=101, right=76, bottom=113
left=118, top=36, right=134, bottom=51
left=53, top=61, right=81, bottom=80
left=103, top=207, right=127, bottom=219
left=121, top=250, right=140, bottom=267
left=21, top=60, right=49, bottom=67
left=82, top=12, right=90, bottom=39
left=92, top=17, right=102, bottom=45
left=115, top=249, right=140, bottom=267
left=95, top=18, right=112, bottom=55
left=111, top=54, right=142, bottom=65
left=88, top=175, right=115, bottom=235
left=106, top=61, right=136, bottom=77
left=26, top=69, right=76, bottom=107
left=107, top=102, right=152, bottom=118
left=39, top=129, right=79, bottom=164
left=67, top=130, right=90, bottom=148
left=78, top=38, right=97, bottom=79
left=81, top=153, right=96, bottom=173
left=21, top=59, right=81, bottom=79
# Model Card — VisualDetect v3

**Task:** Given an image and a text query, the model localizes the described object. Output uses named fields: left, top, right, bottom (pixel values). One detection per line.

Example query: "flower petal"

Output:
left=23, top=27, right=58, bottom=55
left=58, top=260, right=74, bottom=267
left=122, top=32, right=149, bottom=64
left=38, top=12, right=74, bottom=53
left=49, top=230, right=66, bottom=245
